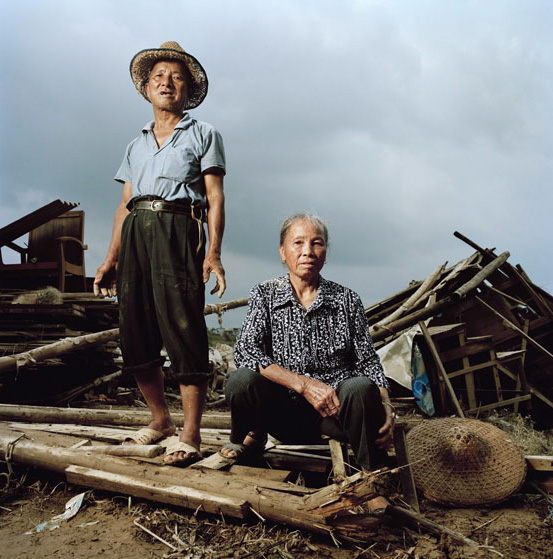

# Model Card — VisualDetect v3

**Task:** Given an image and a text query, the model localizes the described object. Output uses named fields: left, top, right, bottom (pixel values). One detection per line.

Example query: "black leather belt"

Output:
left=132, top=199, right=193, bottom=215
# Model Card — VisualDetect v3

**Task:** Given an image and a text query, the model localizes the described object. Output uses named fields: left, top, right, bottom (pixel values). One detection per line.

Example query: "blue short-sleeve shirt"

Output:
left=115, top=113, right=226, bottom=208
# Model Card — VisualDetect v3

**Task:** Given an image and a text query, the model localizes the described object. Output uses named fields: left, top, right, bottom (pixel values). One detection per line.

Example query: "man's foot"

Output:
left=123, top=421, right=176, bottom=445
left=163, top=436, right=202, bottom=467
left=219, top=431, right=267, bottom=461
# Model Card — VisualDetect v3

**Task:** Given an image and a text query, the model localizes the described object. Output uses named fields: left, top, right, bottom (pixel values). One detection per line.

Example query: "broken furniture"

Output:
left=0, top=200, right=88, bottom=292
left=367, top=232, right=553, bottom=425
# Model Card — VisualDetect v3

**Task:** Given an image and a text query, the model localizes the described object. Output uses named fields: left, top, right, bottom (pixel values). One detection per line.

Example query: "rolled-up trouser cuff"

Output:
left=123, top=357, right=166, bottom=376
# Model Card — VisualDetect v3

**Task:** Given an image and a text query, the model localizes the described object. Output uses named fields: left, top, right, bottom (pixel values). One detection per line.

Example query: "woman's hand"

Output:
left=376, top=392, right=395, bottom=449
left=299, top=377, right=340, bottom=417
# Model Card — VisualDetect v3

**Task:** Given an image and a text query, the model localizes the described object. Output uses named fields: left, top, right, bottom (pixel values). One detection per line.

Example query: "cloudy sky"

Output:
left=1, top=0, right=551, bottom=327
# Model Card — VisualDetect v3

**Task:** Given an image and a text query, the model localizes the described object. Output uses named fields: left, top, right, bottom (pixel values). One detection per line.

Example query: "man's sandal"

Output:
left=163, top=438, right=202, bottom=467
left=123, top=427, right=168, bottom=445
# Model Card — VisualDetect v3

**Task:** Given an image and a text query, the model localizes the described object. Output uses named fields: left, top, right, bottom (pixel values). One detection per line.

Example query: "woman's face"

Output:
left=280, top=220, right=327, bottom=283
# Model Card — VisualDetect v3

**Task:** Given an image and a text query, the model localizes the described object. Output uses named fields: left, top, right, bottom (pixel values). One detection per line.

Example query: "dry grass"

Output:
left=484, top=411, right=553, bottom=455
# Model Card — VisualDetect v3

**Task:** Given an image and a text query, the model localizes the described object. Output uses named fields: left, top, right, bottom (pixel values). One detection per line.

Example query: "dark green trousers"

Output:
left=117, top=208, right=209, bottom=384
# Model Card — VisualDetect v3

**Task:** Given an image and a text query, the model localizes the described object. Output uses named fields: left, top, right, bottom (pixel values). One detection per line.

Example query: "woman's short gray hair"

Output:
left=279, top=213, right=329, bottom=246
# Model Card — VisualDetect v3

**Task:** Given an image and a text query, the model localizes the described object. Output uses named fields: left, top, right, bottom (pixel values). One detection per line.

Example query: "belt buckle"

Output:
left=150, top=200, right=162, bottom=211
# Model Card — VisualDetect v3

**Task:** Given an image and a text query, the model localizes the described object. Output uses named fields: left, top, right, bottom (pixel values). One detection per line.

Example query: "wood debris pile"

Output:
left=367, top=231, right=553, bottom=428
left=1, top=230, right=552, bottom=544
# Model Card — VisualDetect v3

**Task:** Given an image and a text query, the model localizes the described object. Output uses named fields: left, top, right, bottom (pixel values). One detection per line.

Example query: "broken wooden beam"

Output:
left=66, top=465, right=250, bottom=517
left=0, top=426, right=384, bottom=540
left=371, top=252, right=511, bottom=342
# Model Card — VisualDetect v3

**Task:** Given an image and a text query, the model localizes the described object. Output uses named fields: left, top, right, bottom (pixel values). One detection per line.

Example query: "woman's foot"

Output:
left=219, top=431, right=267, bottom=461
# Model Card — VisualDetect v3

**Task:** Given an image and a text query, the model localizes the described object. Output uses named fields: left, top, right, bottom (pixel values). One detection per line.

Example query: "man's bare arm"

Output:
left=93, top=182, right=132, bottom=297
left=203, top=173, right=226, bottom=298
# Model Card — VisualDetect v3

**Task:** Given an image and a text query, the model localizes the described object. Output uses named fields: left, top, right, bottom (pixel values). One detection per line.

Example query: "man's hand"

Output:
left=93, top=260, right=117, bottom=298
left=203, top=253, right=226, bottom=298
left=299, top=377, right=340, bottom=418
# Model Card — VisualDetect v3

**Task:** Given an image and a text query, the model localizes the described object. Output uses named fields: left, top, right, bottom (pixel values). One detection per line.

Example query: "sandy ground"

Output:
left=1, top=471, right=551, bottom=559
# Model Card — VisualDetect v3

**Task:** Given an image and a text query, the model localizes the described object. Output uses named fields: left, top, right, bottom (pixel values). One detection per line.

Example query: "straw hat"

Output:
left=130, top=41, right=208, bottom=109
left=406, top=418, right=526, bottom=506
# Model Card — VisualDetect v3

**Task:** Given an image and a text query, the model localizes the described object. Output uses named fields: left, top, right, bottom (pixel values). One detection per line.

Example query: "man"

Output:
left=94, top=41, right=226, bottom=466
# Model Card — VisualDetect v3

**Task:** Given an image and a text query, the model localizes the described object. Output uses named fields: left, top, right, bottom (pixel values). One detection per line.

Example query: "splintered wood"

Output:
left=0, top=425, right=383, bottom=540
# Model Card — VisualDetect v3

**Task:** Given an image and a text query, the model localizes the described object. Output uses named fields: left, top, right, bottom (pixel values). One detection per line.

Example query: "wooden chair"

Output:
left=0, top=210, right=88, bottom=292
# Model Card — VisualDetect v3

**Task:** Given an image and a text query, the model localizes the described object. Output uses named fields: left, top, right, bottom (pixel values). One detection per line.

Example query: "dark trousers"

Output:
left=117, top=208, right=209, bottom=384
left=225, top=368, right=388, bottom=470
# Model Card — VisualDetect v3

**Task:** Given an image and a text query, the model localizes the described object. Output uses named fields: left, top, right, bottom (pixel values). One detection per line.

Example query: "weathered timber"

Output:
left=373, top=263, right=446, bottom=329
left=0, top=328, right=119, bottom=374
left=73, top=444, right=163, bottom=458
left=418, top=321, right=465, bottom=417
left=0, top=404, right=231, bottom=429
left=66, top=465, right=249, bottom=518
left=526, top=456, right=553, bottom=471
left=0, top=426, right=383, bottom=539
left=475, top=296, right=553, bottom=362
left=453, top=252, right=509, bottom=299
left=371, top=252, right=511, bottom=342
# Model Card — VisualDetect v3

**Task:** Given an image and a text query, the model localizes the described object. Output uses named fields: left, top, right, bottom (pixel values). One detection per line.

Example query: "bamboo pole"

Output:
left=0, top=297, right=250, bottom=376
left=0, top=329, right=120, bottom=374
left=0, top=427, right=382, bottom=540
left=372, top=263, right=445, bottom=329
left=204, top=298, right=249, bottom=316
left=0, top=404, right=231, bottom=430
left=370, top=252, right=511, bottom=343
left=418, top=322, right=465, bottom=417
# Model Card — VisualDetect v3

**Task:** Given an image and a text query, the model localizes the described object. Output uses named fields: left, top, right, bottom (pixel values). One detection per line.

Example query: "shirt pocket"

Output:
left=161, top=147, right=200, bottom=182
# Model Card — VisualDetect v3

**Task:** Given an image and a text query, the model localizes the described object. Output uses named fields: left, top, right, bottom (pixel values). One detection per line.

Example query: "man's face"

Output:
left=145, top=60, right=189, bottom=112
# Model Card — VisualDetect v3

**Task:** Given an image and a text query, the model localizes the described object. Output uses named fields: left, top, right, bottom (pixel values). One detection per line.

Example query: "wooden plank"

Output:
left=459, top=332, right=477, bottom=410
left=419, top=321, right=465, bottom=417
left=192, top=451, right=233, bottom=470
left=499, top=367, right=553, bottom=410
left=525, top=456, right=553, bottom=471
left=393, top=424, right=419, bottom=513
left=230, top=465, right=294, bottom=483
left=0, top=427, right=387, bottom=540
left=466, top=394, right=531, bottom=414
left=439, top=341, right=495, bottom=363
left=475, top=296, right=553, bottom=362
left=65, top=465, right=250, bottom=518
left=447, top=359, right=497, bottom=379
left=328, top=438, right=347, bottom=483
left=0, top=200, right=79, bottom=247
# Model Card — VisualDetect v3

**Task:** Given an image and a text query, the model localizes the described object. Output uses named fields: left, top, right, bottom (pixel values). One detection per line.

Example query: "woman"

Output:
left=222, top=213, right=394, bottom=509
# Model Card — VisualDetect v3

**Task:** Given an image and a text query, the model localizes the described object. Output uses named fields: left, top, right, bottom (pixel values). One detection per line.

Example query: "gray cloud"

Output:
left=1, top=0, right=552, bottom=327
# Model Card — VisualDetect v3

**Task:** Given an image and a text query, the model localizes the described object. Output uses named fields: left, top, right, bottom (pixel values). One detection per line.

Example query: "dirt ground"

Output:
left=0, top=468, right=551, bottom=559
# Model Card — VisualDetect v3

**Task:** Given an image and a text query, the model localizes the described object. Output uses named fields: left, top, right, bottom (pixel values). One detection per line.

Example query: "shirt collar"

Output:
left=141, top=112, right=193, bottom=134
left=271, top=275, right=339, bottom=312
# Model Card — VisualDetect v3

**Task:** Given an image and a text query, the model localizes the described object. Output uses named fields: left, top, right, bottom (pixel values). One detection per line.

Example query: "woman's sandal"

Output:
left=219, top=431, right=268, bottom=463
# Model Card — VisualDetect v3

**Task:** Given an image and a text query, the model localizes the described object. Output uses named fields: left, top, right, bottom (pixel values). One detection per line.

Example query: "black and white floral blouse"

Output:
left=234, top=275, right=389, bottom=390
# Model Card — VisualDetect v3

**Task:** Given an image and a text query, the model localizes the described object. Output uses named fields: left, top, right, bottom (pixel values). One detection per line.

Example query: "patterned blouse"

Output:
left=234, top=275, right=389, bottom=390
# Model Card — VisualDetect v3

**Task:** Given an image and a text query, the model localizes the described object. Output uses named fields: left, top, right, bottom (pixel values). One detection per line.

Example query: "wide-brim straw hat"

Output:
left=130, top=41, right=208, bottom=109
left=406, top=418, right=526, bottom=506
